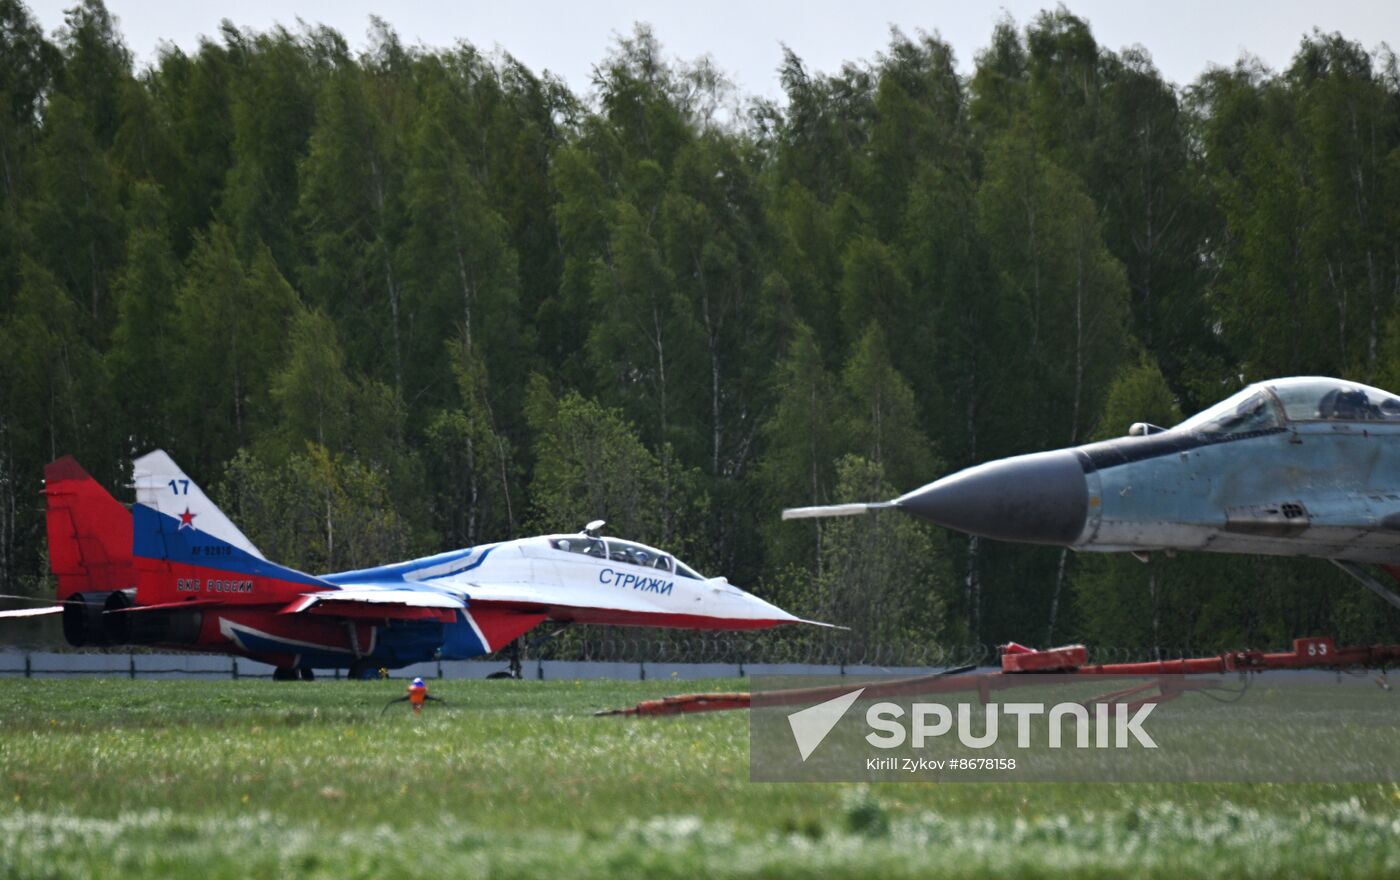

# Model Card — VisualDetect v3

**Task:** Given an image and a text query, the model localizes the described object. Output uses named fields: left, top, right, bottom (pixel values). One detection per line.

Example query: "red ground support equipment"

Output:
left=595, top=636, right=1400, bottom=717
left=595, top=692, right=751, bottom=716
left=999, top=644, right=1088, bottom=673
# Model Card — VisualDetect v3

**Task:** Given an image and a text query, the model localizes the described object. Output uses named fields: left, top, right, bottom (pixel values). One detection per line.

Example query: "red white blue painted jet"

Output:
left=19, top=450, right=823, bottom=679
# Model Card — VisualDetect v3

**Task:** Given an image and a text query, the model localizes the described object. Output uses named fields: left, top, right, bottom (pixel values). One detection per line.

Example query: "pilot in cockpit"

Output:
left=1319, top=388, right=1380, bottom=420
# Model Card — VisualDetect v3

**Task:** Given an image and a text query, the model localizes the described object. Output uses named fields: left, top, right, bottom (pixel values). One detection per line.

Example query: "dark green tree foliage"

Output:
left=147, top=37, right=235, bottom=255
left=863, top=31, right=967, bottom=240
left=297, top=36, right=405, bottom=390
left=1097, top=50, right=1217, bottom=395
left=840, top=323, right=936, bottom=490
left=586, top=198, right=700, bottom=453
left=766, top=48, right=874, bottom=201
left=756, top=323, right=844, bottom=574
left=270, top=306, right=354, bottom=451
left=969, top=18, right=1027, bottom=143
left=1194, top=64, right=1314, bottom=381
left=217, top=444, right=414, bottom=573
left=1, top=2, right=1398, bottom=653
left=28, top=93, right=124, bottom=323
left=220, top=25, right=318, bottom=267
left=977, top=123, right=1128, bottom=450
left=424, top=335, right=516, bottom=547
left=1288, top=35, right=1400, bottom=382
left=52, top=0, right=129, bottom=148
left=525, top=377, right=705, bottom=562
left=0, top=0, right=59, bottom=294
left=1, top=258, right=109, bottom=466
left=32, top=0, right=134, bottom=324
left=0, top=258, right=111, bottom=587
left=818, top=455, right=949, bottom=645
left=402, top=56, right=524, bottom=413
left=1024, top=9, right=1103, bottom=184
left=171, top=225, right=297, bottom=472
left=108, top=183, right=178, bottom=452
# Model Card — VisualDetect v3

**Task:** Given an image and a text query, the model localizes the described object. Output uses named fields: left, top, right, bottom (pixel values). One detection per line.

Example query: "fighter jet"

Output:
left=784, top=376, right=1400, bottom=610
left=10, top=450, right=822, bottom=679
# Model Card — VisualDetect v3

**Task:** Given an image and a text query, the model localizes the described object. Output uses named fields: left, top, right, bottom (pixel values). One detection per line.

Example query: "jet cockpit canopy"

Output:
left=1265, top=377, right=1400, bottom=422
left=1174, top=377, right=1400, bottom=436
left=548, top=535, right=705, bottom=579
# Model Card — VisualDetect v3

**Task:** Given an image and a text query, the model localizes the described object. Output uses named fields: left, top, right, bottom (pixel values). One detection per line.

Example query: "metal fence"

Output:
left=0, top=634, right=1227, bottom=682
left=0, top=650, right=939, bottom=681
left=526, top=627, right=1218, bottom=667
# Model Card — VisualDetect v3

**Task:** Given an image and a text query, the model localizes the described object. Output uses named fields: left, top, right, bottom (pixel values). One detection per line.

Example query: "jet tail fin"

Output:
left=781, top=501, right=897, bottom=521
left=130, top=450, right=332, bottom=603
left=132, top=450, right=266, bottom=560
left=44, top=457, right=134, bottom=601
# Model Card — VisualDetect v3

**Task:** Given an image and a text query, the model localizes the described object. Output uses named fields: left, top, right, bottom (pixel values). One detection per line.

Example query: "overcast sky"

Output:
left=22, top=1, right=1400, bottom=100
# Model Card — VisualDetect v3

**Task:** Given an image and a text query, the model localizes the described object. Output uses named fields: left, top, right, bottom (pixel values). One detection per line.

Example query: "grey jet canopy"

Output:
left=1176, top=377, right=1400, bottom=434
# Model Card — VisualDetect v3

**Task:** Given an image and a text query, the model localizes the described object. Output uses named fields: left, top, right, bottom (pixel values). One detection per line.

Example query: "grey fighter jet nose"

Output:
left=894, top=449, right=1089, bottom=545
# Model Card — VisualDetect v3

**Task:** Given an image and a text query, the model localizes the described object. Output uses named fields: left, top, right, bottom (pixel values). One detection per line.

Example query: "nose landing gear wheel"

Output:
left=273, top=666, right=298, bottom=681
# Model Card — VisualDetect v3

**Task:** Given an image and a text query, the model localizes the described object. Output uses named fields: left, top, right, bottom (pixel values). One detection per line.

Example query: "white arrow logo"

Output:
left=786, top=688, right=865, bottom=761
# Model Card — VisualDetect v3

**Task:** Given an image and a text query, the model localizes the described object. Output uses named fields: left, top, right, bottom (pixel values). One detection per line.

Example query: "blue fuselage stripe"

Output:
left=131, top=504, right=330, bottom=587
left=322, top=546, right=496, bottom=585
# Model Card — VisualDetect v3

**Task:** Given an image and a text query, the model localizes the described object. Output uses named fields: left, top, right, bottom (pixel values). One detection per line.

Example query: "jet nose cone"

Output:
left=895, top=449, right=1088, bottom=545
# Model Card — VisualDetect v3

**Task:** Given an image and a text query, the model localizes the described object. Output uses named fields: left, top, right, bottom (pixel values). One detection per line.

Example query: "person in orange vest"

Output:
left=381, top=677, right=445, bottom=715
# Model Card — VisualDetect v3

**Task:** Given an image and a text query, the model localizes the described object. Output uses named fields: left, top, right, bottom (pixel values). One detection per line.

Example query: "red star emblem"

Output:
left=178, top=507, right=197, bottom=530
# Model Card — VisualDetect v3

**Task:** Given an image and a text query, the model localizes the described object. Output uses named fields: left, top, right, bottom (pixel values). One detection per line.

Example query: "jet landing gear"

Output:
left=486, top=624, right=573, bottom=680
left=272, top=666, right=317, bottom=681
left=1330, top=560, right=1400, bottom=612
left=348, top=659, right=379, bottom=681
left=486, top=638, right=523, bottom=679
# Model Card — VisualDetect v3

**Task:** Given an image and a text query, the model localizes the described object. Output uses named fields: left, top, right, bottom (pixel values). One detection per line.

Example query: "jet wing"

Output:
left=0, top=605, right=64, bottom=618
left=451, top=581, right=831, bottom=629
left=280, top=588, right=465, bottom=623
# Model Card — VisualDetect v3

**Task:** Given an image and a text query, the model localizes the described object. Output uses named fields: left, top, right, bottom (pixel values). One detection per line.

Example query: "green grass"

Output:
left=1, top=678, right=1397, bottom=878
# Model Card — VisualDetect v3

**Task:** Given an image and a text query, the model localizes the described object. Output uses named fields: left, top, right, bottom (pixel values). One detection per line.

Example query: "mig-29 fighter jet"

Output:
left=13, top=450, right=821, bottom=679
left=785, top=377, right=1400, bottom=609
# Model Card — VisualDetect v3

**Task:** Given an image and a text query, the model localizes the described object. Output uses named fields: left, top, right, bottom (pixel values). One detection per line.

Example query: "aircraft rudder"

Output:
left=43, top=456, right=134, bottom=601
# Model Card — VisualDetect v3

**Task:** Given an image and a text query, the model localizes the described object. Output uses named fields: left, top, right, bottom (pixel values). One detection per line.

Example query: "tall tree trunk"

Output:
left=652, top=298, right=671, bottom=541
left=495, top=432, right=514, bottom=531
left=370, top=158, right=403, bottom=394
left=466, top=434, right=478, bottom=544
left=965, top=535, right=981, bottom=641
left=964, top=351, right=980, bottom=639
left=324, top=487, right=335, bottom=569
left=1071, top=238, right=1085, bottom=446
left=1148, top=568, right=1160, bottom=659
left=0, top=419, right=10, bottom=592
left=1047, top=547, right=1068, bottom=643
left=452, top=229, right=475, bottom=351
left=1049, top=231, right=1087, bottom=644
